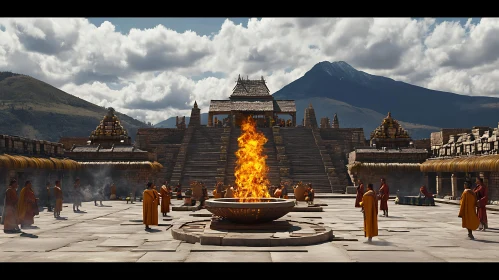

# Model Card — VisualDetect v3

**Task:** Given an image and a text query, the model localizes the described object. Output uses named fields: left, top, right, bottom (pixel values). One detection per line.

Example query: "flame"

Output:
left=234, top=116, right=271, bottom=201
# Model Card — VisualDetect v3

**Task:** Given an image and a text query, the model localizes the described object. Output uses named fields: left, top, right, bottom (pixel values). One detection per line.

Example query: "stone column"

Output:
left=451, top=173, right=458, bottom=198
left=208, top=112, right=213, bottom=127
left=436, top=172, right=443, bottom=197
left=291, top=113, right=296, bottom=127
left=424, top=172, right=429, bottom=188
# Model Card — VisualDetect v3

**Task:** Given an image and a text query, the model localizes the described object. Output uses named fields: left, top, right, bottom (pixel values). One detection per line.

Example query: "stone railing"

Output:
left=218, top=127, right=231, bottom=184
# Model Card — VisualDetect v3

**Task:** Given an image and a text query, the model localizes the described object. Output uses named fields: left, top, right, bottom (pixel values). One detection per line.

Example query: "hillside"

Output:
left=273, top=61, right=499, bottom=130
left=0, top=72, right=148, bottom=142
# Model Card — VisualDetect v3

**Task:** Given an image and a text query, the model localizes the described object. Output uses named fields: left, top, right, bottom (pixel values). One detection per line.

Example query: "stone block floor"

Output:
left=1, top=197, right=498, bottom=262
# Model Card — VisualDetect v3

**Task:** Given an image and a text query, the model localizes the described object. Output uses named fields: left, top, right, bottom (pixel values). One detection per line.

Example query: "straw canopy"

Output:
left=347, top=162, right=422, bottom=173
left=420, top=155, right=499, bottom=173
left=0, top=154, right=81, bottom=170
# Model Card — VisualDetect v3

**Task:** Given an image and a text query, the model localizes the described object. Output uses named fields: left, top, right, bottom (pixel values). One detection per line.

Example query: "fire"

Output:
left=234, top=116, right=271, bottom=201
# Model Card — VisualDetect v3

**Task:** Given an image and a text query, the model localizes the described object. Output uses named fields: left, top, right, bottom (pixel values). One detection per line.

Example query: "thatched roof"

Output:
left=420, top=155, right=499, bottom=173
left=209, top=100, right=274, bottom=112
left=274, top=100, right=296, bottom=113
left=77, top=161, right=163, bottom=171
left=0, top=154, right=80, bottom=170
left=347, top=162, right=421, bottom=173
left=231, top=76, right=270, bottom=97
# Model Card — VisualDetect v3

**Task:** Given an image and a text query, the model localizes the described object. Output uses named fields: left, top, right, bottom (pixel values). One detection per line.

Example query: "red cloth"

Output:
left=474, top=184, right=488, bottom=225
left=420, top=186, right=433, bottom=198
left=355, top=184, right=364, bottom=207
left=379, top=184, right=389, bottom=211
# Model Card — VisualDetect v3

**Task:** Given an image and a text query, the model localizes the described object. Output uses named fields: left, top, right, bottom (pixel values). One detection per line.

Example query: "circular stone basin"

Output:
left=205, top=197, right=295, bottom=224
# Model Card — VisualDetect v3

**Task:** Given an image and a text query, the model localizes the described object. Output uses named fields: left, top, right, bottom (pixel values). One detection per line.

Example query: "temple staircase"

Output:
left=179, top=126, right=225, bottom=188
left=279, top=127, right=332, bottom=193
left=169, top=126, right=195, bottom=185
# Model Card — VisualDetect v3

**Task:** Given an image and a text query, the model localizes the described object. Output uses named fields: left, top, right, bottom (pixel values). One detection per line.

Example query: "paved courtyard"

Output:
left=1, top=197, right=498, bottom=262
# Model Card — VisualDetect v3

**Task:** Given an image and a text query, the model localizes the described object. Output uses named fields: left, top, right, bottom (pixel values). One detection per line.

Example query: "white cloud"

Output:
left=1, top=17, right=499, bottom=125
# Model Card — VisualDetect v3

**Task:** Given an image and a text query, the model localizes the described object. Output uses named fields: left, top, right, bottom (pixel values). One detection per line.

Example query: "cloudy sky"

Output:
left=0, top=17, right=496, bottom=125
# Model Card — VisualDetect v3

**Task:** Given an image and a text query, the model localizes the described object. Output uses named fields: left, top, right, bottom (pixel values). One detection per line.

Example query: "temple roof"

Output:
left=90, top=107, right=129, bottom=139
left=230, top=75, right=271, bottom=97
left=370, top=112, right=411, bottom=140
left=209, top=100, right=296, bottom=113
left=70, top=145, right=146, bottom=153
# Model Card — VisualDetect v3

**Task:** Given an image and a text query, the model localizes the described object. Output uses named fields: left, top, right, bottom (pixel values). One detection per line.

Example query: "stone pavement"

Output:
left=1, top=197, right=498, bottom=262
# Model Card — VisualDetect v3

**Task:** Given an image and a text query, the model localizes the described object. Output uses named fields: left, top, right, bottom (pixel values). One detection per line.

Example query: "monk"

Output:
left=159, top=181, right=171, bottom=216
left=355, top=179, right=364, bottom=209
left=274, top=185, right=283, bottom=198
left=153, top=184, right=161, bottom=207
left=281, top=182, right=289, bottom=199
left=143, top=182, right=159, bottom=230
left=174, top=182, right=182, bottom=200
left=305, top=183, right=315, bottom=205
left=18, top=180, right=39, bottom=229
left=73, top=177, right=82, bottom=212
left=110, top=183, right=117, bottom=200
left=225, top=185, right=234, bottom=198
left=53, top=180, right=63, bottom=218
left=45, top=181, right=53, bottom=212
left=360, top=183, right=378, bottom=243
left=419, top=185, right=433, bottom=198
left=3, top=179, right=21, bottom=233
left=213, top=182, right=223, bottom=198
left=459, top=181, right=480, bottom=240
left=379, top=178, right=389, bottom=217
left=473, top=178, right=488, bottom=231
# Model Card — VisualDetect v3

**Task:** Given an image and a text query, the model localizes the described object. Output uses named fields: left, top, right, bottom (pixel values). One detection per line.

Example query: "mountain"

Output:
left=155, top=113, right=209, bottom=129
left=0, top=72, right=149, bottom=142
left=273, top=61, right=499, bottom=135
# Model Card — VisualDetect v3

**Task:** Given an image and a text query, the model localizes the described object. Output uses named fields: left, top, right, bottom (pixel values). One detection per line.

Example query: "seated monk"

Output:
left=305, top=183, right=315, bottom=205
left=420, top=185, right=433, bottom=198
left=213, top=182, right=223, bottom=199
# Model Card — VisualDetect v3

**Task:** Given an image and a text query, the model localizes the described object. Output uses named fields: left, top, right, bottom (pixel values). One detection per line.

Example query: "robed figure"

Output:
left=160, top=182, right=171, bottom=216
left=18, top=180, right=39, bottom=229
left=459, top=181, right=480, bottom=240
left=2, top=179, right=21, bottom=233
left=473, top=178, right=488, bottom=231
left=355, top=180, right=364, bottom=208
left=360, top=184, right=378, bottom=243
left=143, top=182, right=159, bottom=230
left=379, top=178, right=389, bottom=217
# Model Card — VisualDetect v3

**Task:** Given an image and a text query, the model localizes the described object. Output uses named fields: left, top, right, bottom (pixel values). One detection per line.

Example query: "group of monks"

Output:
left=355, top=176, right=490, bottom=242
left=459, top=177, right=488, bottom=239
left=1, top=179, right=45, bottom=233
left=142, top=181, right=172, bottom=231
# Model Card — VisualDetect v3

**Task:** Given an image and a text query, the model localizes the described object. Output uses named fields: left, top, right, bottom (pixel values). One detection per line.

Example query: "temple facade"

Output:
left=62, top=107, right=162, bottom=198
left=420, top=124, right=499, bottom=202
left=347, top=112, right=430, bottom=194
left=208, top=75, right=297, bottom=128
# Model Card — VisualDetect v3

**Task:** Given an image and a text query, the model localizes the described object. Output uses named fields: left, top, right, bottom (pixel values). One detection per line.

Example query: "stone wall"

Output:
left=430, top=128, right=471, bottom=147
left=319, top=128, right=366, bottom=147
left=0, top=134, right=64, bottom=157
left=134, top=128, right=185, bottom=181
left=413, top=138, right=431, bottom=150
left=349, top=150, right=428, bottom=163
left=358, top=170, right=425, bottom=195
left=487, top=172, right=499, bottom=203
left=64, top=151, right=154, bottom=161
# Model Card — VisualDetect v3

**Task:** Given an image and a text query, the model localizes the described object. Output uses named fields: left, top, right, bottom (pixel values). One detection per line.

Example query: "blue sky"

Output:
left=87, top=17, right=481, bottom=36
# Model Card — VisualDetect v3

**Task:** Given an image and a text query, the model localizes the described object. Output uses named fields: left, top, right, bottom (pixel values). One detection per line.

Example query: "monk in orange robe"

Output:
left=110, top=183, right=117, bottom=200
left=378, top=178, right=389, bottom=217
left=459, top=181, right=480, bottom=240
left=360, top=183, right=378, bottom=243
left=143, top=182, right=159, bottom=230
left=473, top=178, right=488, bottom=231
left=18, top=180, right=39, bottom=229
left=355, top=179, right=364, bottom=209
left=2, top=179, right=21, bottom=233
left=213, top=182, right=223, bottom=199
left=274, top=185, right=283, bottom=198
left=159, top=181, right=171, bottom=216
left=152, top=184, right=160, bottom=207
left=419, top=185, right=433, bottom=198
left=53, top=180, right=63, bottom=218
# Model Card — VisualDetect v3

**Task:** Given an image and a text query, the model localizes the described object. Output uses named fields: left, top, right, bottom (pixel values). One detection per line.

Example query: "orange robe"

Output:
left=3, top=187, right=19, bottom=230
left=360, top=190, right=378, bottom=238
left=54, top=186, right=63, bottom=212
left=473, top=185, right=488, bottom=226
left=459, top=189, right=480, bottom=230
left=379, top=183, right=389, bottom=210
left=110, top=185, right=117, bottom=200
left=274, top=188, right=282, bottom=198
left=153, top=189, right=160, bottom=206
left=160, top=185, right=170, bottom=214
left=355, top=183, right=364, bottom=207
left=143, top=189, right=159, bottom=226
left=18, top=186, right=39, bottom=226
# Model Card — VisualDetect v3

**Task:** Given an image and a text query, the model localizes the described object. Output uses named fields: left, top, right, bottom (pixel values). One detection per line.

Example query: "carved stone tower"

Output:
left=370, top=112, right=412, bottom=148
left=89, top=107, right=131, bottom=148
left=320, top=117, right=330, bottom=128
left=303, top=103, right=318, bottom=128
left=188, top=101, right=201, bottom=127
left=332, top=113, right=339, bottom=128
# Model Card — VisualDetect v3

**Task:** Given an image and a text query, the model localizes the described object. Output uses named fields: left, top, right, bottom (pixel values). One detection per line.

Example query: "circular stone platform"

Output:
left=171, top=218, right=334, bottom=246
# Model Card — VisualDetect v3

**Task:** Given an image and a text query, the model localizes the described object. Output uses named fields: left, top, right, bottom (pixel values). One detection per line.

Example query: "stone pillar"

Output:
left=189, top=101, right=201, bottom=127
left=436, top=172, right=443, bottom=197
left=291, top=113, right=296, bottom=127
left=451, top=173, right=458, bottom=198
left=208, top=112, right=213, bottom=127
